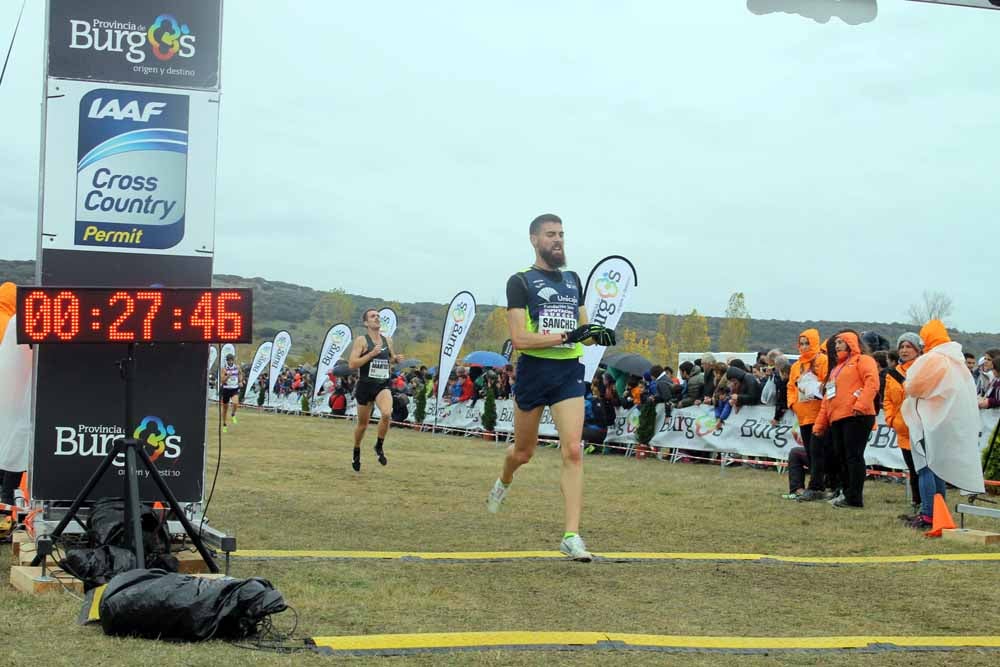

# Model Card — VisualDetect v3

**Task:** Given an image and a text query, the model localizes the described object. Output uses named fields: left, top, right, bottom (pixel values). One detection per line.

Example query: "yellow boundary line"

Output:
left=232, top=549, right=1000, bottom=565
left=309, top=631, right=1000, bottom=652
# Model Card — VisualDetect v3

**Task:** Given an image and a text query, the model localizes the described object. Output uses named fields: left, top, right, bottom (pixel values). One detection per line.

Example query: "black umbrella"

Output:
left=601, top=349, right=627, bottom=367
left=607, top=353, right=653, bottom=376
left=331, top=362, right=357, bottom=377
left=395, top=358, right=422, bottom=368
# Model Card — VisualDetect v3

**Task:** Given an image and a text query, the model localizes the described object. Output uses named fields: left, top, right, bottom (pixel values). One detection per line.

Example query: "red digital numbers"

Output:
left=217, top=291, right=243, bottom=341
left=189, top=292, right=215, bottom=340
left=23, top=290, right=81, bottom=342
left=16, top=288, right=252, bottom=344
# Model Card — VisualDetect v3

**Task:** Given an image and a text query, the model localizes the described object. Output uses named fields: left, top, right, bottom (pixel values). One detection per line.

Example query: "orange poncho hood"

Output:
left=919, top=320, right=951, bottom=353
left=798, top=329, right=820, bottom=364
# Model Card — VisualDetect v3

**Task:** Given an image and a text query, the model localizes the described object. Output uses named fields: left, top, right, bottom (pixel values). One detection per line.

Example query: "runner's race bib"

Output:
left=538, top=304, right=578, bottom=349
left=368, top=358, right=390, bottom=380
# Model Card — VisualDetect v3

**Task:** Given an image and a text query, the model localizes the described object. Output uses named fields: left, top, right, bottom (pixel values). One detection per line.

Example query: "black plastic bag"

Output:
left=60, top=545, right=137, bottom=591
left=99, top=569, right=287, bottom=641
left=86, top=498, right=171, bottom=564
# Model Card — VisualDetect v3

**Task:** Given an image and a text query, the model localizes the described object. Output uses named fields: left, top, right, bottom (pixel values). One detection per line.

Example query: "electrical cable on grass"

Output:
left=199, top=369, right=224, bottom=539
left=228, top=606, right=311, bottom=653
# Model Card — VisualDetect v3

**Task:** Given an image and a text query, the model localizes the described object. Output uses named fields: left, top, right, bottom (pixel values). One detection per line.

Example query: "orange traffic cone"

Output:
left=924, top=493, right=956, bottom=538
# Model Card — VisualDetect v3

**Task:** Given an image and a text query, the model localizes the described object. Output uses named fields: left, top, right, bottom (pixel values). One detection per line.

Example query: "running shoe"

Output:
left=352, top=450, right=361, bottom=473
left=780, top=492, right=801, bottom=500
left=231, top=415, right=238, bottom=425
left=559, top=534, right=593, bottom=562
left=222, top=425, right=228, bottom=434
left=909, top=515, right=933, bottom=530
left=375, top=443, right=387, bottom=466
left=486, top=478, right=508, bottom=513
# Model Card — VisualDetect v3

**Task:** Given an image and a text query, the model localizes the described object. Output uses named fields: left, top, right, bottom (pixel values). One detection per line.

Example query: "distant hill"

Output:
left=4, top=258, right=999, bottom=364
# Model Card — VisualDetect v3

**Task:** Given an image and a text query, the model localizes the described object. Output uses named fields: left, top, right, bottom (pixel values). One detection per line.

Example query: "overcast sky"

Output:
left=1, top=1, right=997, bottom=332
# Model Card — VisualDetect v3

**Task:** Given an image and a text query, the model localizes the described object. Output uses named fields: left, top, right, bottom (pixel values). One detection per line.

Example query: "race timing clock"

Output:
left=15, top=287, right=253, bottom=344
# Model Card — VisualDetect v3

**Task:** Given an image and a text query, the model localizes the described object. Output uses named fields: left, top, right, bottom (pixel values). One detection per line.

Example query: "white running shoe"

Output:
left=486, top=478, right=509, bottom=513
left=559, top=534, right=593, bottom=562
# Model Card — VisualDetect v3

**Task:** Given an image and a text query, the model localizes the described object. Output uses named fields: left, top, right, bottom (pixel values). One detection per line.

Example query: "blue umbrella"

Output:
left=463, top=350, right=509, bottom=368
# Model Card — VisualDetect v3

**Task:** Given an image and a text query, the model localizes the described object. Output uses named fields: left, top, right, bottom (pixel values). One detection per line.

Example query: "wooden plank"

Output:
left=11, top=531, right=30, bottom=558
left=175, top=549, right=211, bottom=574
left=942, top=529, right=1000, bottom=546
left=9, top=566, right=84, bottom=594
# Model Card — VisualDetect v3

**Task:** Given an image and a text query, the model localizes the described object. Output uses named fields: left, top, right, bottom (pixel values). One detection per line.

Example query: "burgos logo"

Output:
left=133, top=415, right=181, bottom=463
left=451, top=303, right=468, bottom=323
left=595, top=271, right=620, bottom=299
left=69, top=14, right=197, bottom=64
left=148, top=15, right=190, bottom=61
left=54, top=418, right=181, bottom=467
left=321, top=332, right=348, bottom=365
left=380, top=313, right=393, bottom=331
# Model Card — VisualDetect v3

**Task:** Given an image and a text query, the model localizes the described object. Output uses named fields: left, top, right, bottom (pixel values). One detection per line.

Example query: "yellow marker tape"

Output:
left=309, top=631, right=1000, bottom=652
left=233, top=549, right=1000, bottom=565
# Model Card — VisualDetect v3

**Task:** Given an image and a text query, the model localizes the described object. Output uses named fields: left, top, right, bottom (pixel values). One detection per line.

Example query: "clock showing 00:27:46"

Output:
left=15, top=287, right=254, bottom=344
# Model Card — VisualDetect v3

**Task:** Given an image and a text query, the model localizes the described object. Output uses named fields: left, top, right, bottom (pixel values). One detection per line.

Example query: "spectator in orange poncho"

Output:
left=902, top=320, right=985, bottom=529
left=786, top=329, right=831, bottom=501
left=882, top=332, right=923, bottom=521
left=814, top=330, right=879, bottom=509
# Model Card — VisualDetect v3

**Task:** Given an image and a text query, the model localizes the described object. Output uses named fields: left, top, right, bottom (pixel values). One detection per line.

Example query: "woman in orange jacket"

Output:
left=813, top=330, right=880, bottom=508
left=882, top=332, right=923, bottom=520
left=786, top=329, right=831, bottom=501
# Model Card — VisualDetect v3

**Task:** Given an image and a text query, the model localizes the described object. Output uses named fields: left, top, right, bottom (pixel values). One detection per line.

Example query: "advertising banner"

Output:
left=207, top=345, right=217, bottom=372
left=580, top=256, right=637, bottom=382
left=244, top=342, right=272, bottom=394
left=40, top=79, right=218, bottom=255
left=436, top=291, right=477, bottom=404
left=47, top=0, right=222, bottom=90
left=268, top=331, right=292, bottom=394
left=378, top=307, right=398, bottom=339
left=314, top=324, right=352, bottom=398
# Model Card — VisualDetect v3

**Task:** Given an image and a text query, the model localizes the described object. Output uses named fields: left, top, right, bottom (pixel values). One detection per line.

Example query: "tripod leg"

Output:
left=137, top=447, right=219, bottom=573
left=30, top=441, right=122, bottom=566
left=123, top=440, right=145, bottom=567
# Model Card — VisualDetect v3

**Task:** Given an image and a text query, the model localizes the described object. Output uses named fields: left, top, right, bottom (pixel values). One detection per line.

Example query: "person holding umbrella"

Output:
left=485, top=213, right=616, bottom=562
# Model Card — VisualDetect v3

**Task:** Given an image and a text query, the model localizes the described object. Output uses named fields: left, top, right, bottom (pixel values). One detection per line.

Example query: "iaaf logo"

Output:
left=69, top=14, right=197, bottom=65
left=54, top=416, right=182, bottom=466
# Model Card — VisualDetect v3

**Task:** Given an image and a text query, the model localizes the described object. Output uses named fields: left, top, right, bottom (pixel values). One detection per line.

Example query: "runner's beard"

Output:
left=539, top=246, right=566, bottom=268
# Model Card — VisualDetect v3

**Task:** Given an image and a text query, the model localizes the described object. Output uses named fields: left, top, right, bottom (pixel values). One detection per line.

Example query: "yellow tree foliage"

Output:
left=620, top=327, right=652, bottom=358
left=718, top=292, right=751, bottom=352
left=678, top=309, right=711, bottom=356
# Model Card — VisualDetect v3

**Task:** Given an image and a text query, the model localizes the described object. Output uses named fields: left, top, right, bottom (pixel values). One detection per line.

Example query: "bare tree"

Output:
left=906, top=291, right=953, bottom=326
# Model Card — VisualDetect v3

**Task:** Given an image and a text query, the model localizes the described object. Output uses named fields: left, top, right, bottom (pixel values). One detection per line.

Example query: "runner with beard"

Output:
left=486, top=213, right=617, bottom=561
left=348, top=308, right=405, bottom=472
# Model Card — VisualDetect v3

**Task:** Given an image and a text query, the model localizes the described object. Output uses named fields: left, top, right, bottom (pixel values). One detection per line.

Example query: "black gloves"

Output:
left=563, top=324, right=617, bottom=346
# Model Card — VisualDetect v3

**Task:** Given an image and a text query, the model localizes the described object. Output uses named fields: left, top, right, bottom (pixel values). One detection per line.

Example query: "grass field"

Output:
left=3, top=406, right=1000, bottom=666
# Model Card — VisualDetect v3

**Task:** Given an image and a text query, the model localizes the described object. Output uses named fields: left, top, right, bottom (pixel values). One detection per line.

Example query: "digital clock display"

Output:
left=16, top=287, right=253, bottom=344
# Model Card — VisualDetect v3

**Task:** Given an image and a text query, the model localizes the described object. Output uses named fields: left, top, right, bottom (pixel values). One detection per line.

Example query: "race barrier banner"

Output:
left=300, top=394, right=1000, bottom=470
left=314, top=324, right=352, bottom=398
left=436, top=291, right=477, bottom=404
left=378, top=308, right=398, bottom=339
left=580, top=256, right=637, bottom=382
